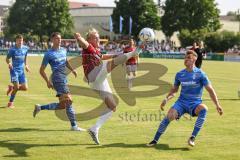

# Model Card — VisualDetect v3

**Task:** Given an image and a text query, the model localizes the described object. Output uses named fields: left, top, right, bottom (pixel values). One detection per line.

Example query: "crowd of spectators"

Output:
left=226, top=45, right=240, bottom=55
left=0, top=39, right=79, bottom=51
left=99, top=39, right=183, bottom=54
left=2, top=38, right=239, bottom=55
left=0, top=38, right=181, bottom=54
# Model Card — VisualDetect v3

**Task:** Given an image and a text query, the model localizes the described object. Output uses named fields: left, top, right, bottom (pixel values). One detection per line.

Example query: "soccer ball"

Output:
left=138, top=28, right=155, bottom=42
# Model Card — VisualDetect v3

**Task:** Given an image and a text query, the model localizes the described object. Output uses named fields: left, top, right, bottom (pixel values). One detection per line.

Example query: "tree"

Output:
left=112, top=0, right=161, bottom=38
left=112, top=0, right=130, bottom=35
left=161, top=0, right=221, bottom=37
left=161, top=0, right=185, bottom=38
left=227, top=11, right=236, bottom=16
left=205, top=31, right=240, bottom=52
left=5, top=0, right=73, bottom=40
left=178, top=28, right=208, bottom=47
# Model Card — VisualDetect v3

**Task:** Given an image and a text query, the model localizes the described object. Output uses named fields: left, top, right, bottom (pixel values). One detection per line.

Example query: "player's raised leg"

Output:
left=106, top=48, right=142, bottom=73
left=34, top=93, right=85, bottom=131
left=33, top=103, right=59, bottom=117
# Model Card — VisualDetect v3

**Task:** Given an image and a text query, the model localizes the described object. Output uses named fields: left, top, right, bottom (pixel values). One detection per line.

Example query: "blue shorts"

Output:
left=10, top=69, right=27, bottom=84
left=53, top=81, right=70, bottom=97
left=171, top=99, right=202, bottom=118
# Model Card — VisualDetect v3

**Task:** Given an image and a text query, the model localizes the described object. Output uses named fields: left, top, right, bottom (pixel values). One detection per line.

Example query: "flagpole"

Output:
left=129, top=16, right=132, bottom=38
left=109, top=16, right=113, bottom=41
left=119, top=15, right=124, bottom=40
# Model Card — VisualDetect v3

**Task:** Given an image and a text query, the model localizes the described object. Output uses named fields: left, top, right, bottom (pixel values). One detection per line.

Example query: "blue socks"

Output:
left=66, top=105, right=77, bottom=127
left=40, top=103, right=77, bottom=127
left=40, top=103, right=59, bottom=110
left=154, top=117, right=170, bottom=142
left=152, top=109, right=207, bottom=142
left=191, top=109, right=207, bottom=138
left=9, top=94, right=16, bottom=102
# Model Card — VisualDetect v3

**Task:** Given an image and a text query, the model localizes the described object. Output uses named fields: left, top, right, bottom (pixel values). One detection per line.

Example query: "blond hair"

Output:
left=186, top=50, right=198, bottom=58
left=86, top=28, right=98, bottom=40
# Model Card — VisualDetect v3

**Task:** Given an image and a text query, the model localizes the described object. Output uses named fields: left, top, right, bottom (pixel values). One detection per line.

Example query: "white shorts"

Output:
left=88, top=61, right=112, bottom=99
left=126, top=64, right=137, bottom=72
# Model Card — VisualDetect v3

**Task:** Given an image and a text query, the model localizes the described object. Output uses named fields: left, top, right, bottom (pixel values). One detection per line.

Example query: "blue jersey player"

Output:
left=147, top=50, right=223, bottom=147
left=33, top=32, right=85, bottom=131
left=6, top=34, right=30, bottom=108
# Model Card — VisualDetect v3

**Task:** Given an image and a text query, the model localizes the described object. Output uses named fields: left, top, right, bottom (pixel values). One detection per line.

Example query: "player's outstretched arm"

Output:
left=74, top=33, right=89, bottom=49
left=39, top=65, right=53, bottom=89
left=160, top=85, right=179, bottom=110
left=205, top=84, right=223, bottom=115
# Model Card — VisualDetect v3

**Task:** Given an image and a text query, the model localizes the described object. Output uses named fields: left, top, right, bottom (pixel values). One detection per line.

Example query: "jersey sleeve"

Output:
left=86, top=44, right=95, bottom=53
left=174, top=73, right=180, bottom=87
left=201, top=72, right=210, bottom=86
left=41, top=52, right=49, bottom=67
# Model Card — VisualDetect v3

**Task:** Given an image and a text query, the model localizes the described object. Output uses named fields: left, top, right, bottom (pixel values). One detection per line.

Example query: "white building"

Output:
left=0, top=5, right=9, bottom=33
left=219, top=15, right=239, bottom=33
left=70, top=7, right=115, bottom=39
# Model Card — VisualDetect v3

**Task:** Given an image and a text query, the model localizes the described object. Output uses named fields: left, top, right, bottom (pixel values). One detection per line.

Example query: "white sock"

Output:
left=125, top=50, right=137, bottom=59
left=128, top=79, right=132, bottom=89
left=113, top=48, right=141, bottom=65
left=125, top=47, right=142, bottom=58
left=91, top=109, right=113, bottom=132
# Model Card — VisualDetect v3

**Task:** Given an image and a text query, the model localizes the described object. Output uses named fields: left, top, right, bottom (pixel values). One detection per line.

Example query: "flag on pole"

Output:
left=129, top=16, right=132, bottom=35
left=119, top=15, right=124, bottom=33
left=109, top=16, right=113, bottom=32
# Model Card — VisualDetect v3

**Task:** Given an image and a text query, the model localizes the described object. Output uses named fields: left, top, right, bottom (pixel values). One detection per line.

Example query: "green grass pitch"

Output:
left=0, top=56, right=239, bottom=160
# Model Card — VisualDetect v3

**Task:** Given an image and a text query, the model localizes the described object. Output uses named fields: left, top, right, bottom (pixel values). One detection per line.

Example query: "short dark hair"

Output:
left=51, top=32, right=61, bottom=39
left=15, top=34, right=23, bottom=39
left=186, top=50, right=198, bottom=58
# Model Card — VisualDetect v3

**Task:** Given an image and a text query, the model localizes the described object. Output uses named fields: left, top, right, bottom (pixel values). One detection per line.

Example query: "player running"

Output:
left=124, top=38, right=138, bottom=89
left=6, top=34, right=30, bottom=108
left=33, top=32, right=85, bottom=131
left=147, top=50, right=223, bottom=147
left=74, top=28, right=142, bottom=144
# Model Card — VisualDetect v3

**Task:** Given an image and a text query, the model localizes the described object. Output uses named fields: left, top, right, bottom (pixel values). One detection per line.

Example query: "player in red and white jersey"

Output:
left=74, top=28, right=143, bottom=145
left=124, top=39, right=139, bottom=89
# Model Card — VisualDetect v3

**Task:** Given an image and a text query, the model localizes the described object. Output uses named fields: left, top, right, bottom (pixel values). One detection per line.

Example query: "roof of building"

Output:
left=70, top=7, right=114, bottom=17
left=220, top=15, right=237, bottom=21
left=69, top=1, right=99, bottom=9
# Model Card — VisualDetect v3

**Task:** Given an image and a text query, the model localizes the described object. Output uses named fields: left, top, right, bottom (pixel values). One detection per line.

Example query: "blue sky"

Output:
left=0, top=0, right=239, bottom=15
